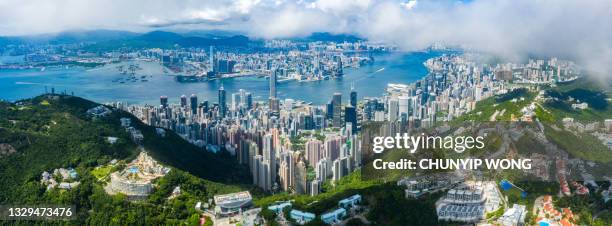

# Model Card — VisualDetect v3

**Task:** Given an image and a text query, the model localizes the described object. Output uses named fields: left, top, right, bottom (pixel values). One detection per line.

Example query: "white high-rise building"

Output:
left=388, top=98, right=399, bottom=121
left=279, top=151, right=294, bottom=192
left=310, top=180, right=320, bottom=196
left=316, top=158, right=328, bottom=181
left=231, top=93, right=240, bottom=111
left=398, top=95, right=410, bottom=116
left=263, top=134, right=276, bottom=184
left=332, top=157, right=350, bottom=182
left=332, top=159, right=342, bottom=181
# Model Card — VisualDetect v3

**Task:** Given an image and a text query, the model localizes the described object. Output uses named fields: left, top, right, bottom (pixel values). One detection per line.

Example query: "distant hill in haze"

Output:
left=40, top=29, right=140, bottom=44
left=0, top=30, right=140, bottom=45
left=298, top=32, right=364, bottom=43
left=83, top=30, right=253, bottom=51
left=0, top=30, right=365, bottom=51
left=0, top=29, right=253, bottom=50
left=174, top=29, right=246, bottom=39
left=139, top=30, right=251, bottom=47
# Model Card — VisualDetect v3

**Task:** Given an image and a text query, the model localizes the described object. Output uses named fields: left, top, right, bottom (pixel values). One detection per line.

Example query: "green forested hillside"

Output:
left=0, top=94, right=250, bottom=225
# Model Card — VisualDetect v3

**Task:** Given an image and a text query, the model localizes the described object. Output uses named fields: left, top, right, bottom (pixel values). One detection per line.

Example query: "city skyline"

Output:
left=0, top=2, right=611, bottom=225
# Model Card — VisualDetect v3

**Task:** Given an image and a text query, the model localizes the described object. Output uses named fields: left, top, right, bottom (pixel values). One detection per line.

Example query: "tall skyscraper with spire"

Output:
left=218, top=84, right=226, bottom=118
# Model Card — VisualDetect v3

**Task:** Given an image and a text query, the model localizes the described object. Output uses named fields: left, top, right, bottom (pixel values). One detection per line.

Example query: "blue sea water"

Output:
left=0, top=51, right=443, bottom=105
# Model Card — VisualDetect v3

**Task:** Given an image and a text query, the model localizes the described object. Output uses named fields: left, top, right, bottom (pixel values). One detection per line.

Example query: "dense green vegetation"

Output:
left=0, top=95, right=138, bottom=203
left=0, top=94, right=250, bottom=225
left=555, top=192, right=612, bottom=226
left=515, top=132, right=547, bottom=155
left=366, top=184, right=441, bottom=226
left=498, top=181, right=560, bottom=225
left=453, top=88, right=535, bottom=123
left=542, top=78, right=612, bottom=122
left=255, top=171, right=380, bottom=214
left=544, top=125, right=612, bottom=163
left=255, top=170, right=448, bottom=226
left=495, top=88, right=529, bottom=103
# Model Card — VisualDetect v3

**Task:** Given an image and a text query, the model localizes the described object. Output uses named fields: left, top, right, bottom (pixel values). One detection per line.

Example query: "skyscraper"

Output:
left=238, top=140, right=250, bottom=165
left=295, top=160, right=307, bottom=194
left=344, top=105, right=357, bottom=133
left=160, top=96, right=168, bottom=108
left=335, top=56, right=343, bottom=77
left=398, top=95, right=410, bottom=116
left=201, top=100, right=209, bottom=113
left=332, top=159, right=342, bottom=181
left=269, top=69, right=279, bottom=114
left=231, top=93, right=240, bottom=111
left=316, top=159, right=328, bottom=181
left=262, top=161, right=272, bottom=191
left=350, top=84, right=357, bottom=107
left=180, top=94, right=187, bottom=107
left=239, top=89, right=246, bottom=107
left=209, top=45, right=214, bottom=73
left=332, top=157, right=349, bottom=181
left=262, top=134, right=276, bottom=188
left=279, top=151, right=294, bottom=192
left=332, top=92, right=342, bottom=127
left=326, top=100, right=334, bottom=119
left=324, top=135, right=341, bottom=161
left=279, top=160, right=290, bottom=191
left=245, top=92, right=253, bottom=109
left=388, top=98, right=399, bottom=121
left=253, top=155, right=263, bottom=186
left=190, top=94, right=197, bottom=115
left=270, top=69, right=277, bottom=99
left=310, top=179, right=320, bottom=196
left=218, top=85, right=226, bottom=118
left=305, top=139, right=323, bottom=167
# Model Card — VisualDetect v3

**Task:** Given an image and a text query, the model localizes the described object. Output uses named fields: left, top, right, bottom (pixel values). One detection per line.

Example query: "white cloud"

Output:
left=400, top=0, right=417, bottom=10
left=234, top=0, right=262, bottom=14
left=308, top=0, right=372, bottom=13
left=0, top=0, right=610, bottom=80
left=184, top=9, right=229, bottom=22
left=249, top=4, right=334, bottom=39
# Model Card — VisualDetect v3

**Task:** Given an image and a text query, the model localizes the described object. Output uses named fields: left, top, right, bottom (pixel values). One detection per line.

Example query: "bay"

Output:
left=0, top=51, right=443, bottom=105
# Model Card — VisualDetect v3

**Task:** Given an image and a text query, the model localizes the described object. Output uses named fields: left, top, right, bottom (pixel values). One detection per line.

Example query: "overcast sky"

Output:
left=1, top=0, right=611, bottom=79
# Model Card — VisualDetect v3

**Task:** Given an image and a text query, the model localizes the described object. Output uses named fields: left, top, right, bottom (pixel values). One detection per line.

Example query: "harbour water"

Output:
left=0, top=51, right=443, bottom=105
